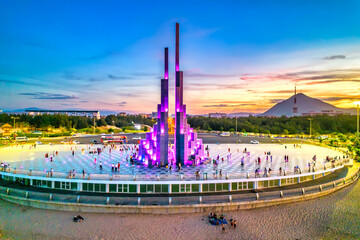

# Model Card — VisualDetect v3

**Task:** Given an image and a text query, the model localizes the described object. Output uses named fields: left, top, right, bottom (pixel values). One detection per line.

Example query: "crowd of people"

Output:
left=1, top=142, right=348, bottom=182
left=208, top=212, right=237, bottom=233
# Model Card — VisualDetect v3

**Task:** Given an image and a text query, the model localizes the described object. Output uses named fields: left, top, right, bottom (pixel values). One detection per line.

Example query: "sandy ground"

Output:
left=0, top=179, right=359, bottom=240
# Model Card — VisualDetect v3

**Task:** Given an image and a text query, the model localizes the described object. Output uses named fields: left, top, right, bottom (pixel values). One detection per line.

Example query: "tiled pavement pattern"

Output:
left=0, top=144, right=343, bottom=179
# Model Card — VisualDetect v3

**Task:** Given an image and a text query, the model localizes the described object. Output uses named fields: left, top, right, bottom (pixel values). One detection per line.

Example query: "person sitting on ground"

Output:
left=222, top=223, right=225, bottom=233
left=73, top=215, right=84, bottom=222
left=209, top=213, right=213, bottom=218
left=213, top=213, right=217, bottom=219
left=234, top=220, right=237, bottom=229
left=230, top=219, right=234, bottom=227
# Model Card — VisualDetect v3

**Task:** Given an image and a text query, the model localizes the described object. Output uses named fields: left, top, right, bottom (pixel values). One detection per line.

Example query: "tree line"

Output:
left=187, top=115, right=357, bottom=135
left=0, top=113, right=358, bottom=135
left=0, top=113, right=154, bottom=131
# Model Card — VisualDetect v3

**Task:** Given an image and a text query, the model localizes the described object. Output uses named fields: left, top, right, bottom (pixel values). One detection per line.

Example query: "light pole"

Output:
left=93, top=114, right=96, bottom=134
left=11, top=116, right=19, bottom=130
left=235, top=117, right=237, bottom=135
left=357, top=103, right=359, bottom=140
left=354, top=101, right=360, bottom=140
left=308, top=118, right=312, bottom=138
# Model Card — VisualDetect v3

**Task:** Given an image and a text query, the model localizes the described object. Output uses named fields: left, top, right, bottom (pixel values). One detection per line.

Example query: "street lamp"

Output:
left=235, top=117, right=238, bottom=135
left=308, top=118, right=312, bottom=138
left=354, top=101, right=360, bottom=140
left=11, top=116, right=19, bottom=130
left=93, top=114, right=96, bottom=134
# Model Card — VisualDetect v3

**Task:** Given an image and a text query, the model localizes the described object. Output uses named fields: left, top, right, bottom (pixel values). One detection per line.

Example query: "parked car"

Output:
left=250, top=140, right=259, bottom=144
left=16, top=137, right=28, bottom=142
left=132, top=137, right=141, bottom=140
left=73, top=140, right=80, bottom=144
left=91, top=140, right=98, bottom=144
left=220, top=132, right=230, bottom=137
left=61, top=140, right=69, bottom=144
left=35, top=141, right=42, bottom=145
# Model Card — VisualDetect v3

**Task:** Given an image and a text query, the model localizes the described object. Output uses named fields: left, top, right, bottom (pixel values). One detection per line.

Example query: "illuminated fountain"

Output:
left=138, top=23, right=205, bottom=167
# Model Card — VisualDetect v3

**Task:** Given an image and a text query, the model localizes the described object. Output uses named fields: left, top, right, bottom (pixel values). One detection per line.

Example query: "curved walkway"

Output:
left=0, top=163, right=358, bottom=214
left=0, top=165, right=359, bottom=239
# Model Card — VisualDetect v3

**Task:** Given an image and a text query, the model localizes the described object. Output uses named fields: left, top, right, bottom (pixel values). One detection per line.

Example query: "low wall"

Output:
left=1, top=167, right=358, bottom=214
left=0, top=158, right=350, bottom=195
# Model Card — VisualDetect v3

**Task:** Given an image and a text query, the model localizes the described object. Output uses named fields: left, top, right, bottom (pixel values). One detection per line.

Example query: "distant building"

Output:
left=301, top=110, right=347, bottom=117
left=208, top=112, right=227, bottom=118
left=25, top=109, right=100, bottom=119
left=150, top=112, right=158, bottom=119
left=0, top=123, right=13, bottom=136
left=117, top=112, right=127, bottom=116
left=138, top=113, right=150, bottom=118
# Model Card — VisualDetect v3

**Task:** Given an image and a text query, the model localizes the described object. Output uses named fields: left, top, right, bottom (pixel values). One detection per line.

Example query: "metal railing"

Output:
left=0, top=159, right=351, bottom=196
left=0, top=167, right=358, bottom=207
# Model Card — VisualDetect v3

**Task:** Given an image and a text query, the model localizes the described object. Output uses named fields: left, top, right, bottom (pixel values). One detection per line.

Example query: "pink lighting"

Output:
left=138, top=23, right=204, bottom=168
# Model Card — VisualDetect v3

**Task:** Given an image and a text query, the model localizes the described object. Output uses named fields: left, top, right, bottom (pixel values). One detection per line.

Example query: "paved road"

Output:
left=27, top=133, right=306, bottom=145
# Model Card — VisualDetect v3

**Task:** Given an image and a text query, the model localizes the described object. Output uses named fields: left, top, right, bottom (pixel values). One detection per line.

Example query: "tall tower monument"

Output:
left=175, top=23, right=187, bottom=165
left=293, top=86, right=298, bottom=115
left=156, top=47, right=169, bottom=165
left=139, top=48, right=169, bottom=167
left=138, top=23, right=205, bottom=167
left=174, top=23, right=204, bottom=166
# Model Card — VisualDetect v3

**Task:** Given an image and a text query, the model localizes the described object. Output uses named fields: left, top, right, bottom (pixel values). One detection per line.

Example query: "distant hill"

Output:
left=261, top=93, right=356, bottom=117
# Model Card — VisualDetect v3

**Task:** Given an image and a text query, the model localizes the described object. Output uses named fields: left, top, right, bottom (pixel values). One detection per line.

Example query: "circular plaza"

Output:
left=0, top=142, right=356, bottom=214
left=0, top=143, right=345, bottom=179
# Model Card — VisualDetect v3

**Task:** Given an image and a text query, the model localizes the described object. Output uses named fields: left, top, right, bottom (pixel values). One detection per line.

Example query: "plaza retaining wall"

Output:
left=0, top=166, right=358, bottom=214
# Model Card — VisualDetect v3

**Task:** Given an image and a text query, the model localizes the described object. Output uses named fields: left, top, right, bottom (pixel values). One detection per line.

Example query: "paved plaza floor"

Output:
left=0, top=143, right=343, bottom=178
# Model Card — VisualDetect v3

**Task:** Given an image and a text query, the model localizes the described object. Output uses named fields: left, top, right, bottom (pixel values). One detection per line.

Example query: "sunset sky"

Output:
left=1, top=0, right=360, bottom=114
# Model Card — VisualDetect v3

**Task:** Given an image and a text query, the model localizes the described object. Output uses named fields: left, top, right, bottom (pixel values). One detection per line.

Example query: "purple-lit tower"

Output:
left=157, top=48, right=169, bottom=165
left=138, top=23, right=205, bottom=167
left=174, top=23, right=204, bottom=166
left=138, top=48, right=169, bottom=167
